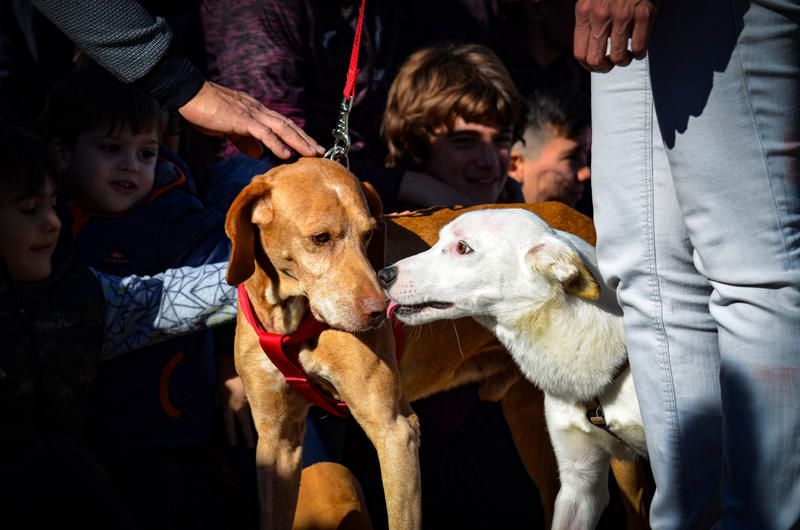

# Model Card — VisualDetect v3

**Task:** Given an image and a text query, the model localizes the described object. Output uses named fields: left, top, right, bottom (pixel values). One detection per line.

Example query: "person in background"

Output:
left=382, top=43, right=526, bottom=211
left=508, top=87, right=591, bottom=214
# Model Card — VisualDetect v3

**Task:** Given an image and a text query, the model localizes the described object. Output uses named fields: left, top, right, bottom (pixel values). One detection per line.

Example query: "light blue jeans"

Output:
left=591, top=1, right=800, bottom=529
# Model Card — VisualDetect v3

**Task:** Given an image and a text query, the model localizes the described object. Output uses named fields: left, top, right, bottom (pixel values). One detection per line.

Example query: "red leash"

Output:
left=324, top=0, right=366, bottom=168
left=343, top=0, right=366, bottom=100
left=237, top=284, right=403, bottom=417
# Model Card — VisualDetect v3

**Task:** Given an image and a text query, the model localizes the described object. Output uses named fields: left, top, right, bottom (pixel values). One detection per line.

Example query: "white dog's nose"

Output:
left=378, top=266, right=398, bottom=288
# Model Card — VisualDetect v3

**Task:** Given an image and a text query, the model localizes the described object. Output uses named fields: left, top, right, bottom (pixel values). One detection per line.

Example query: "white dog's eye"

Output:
left=456, top=240, right=472, bottom=255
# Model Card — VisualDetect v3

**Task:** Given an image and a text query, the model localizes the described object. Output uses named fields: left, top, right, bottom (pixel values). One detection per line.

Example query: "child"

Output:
left=381, top=43, right=526, bottom=210
left=40, top=65, right=234, bottom=530
left=0, top=125, right=236, bottom=529
left=508, top=87, right=591, bottom=210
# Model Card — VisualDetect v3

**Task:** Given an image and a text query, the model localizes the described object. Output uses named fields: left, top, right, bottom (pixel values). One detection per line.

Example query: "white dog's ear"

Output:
left=525, top=239, right=600, bottom=300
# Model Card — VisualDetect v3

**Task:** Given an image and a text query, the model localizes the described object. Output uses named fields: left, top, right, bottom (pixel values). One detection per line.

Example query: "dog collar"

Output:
left=585, top=360, right=630, bottom=439
left=237, top=284, right=405, bottom=417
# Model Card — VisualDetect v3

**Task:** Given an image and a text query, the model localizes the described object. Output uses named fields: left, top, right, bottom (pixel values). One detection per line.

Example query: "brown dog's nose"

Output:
left=360, top=295, right=388, bottom=327
left=378, top=266, right=398, bottom=288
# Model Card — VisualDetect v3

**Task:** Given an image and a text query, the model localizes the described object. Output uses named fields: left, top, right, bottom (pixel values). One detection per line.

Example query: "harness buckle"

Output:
left=324, top=96, right=354, bottom=169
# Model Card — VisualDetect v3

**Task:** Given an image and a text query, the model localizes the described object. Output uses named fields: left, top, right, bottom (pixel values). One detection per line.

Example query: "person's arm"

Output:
left=31, top=0, right=324, bottom=159
left=95, top=262, right=237, bottom=360
left=573, top=0, right=658, bottom=73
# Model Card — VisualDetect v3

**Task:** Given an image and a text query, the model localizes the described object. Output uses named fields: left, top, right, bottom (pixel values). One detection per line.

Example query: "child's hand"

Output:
left=217, top=360, right=256, bottom=448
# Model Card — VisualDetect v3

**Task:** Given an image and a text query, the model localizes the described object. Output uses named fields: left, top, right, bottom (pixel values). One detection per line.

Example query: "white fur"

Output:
left=385, top=208, right=647, bottom=530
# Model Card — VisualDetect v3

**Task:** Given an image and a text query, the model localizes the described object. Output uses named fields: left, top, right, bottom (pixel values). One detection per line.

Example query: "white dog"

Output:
left=378, top=208, right=648, bottom=530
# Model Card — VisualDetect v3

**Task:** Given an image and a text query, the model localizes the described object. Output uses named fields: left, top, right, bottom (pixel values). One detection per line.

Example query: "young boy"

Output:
left=0, top=125, right=236, bottom=529
left=40, top=65, right=234, bottom=529
left=381, top=43, right=526, bottom=210
left=508, top=88, right=591, bottom=210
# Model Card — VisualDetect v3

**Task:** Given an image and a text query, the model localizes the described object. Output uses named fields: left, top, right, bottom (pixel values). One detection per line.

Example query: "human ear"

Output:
left=508, top=151, right=524, bottom=181
left=48, top=138, right=72, bottom=172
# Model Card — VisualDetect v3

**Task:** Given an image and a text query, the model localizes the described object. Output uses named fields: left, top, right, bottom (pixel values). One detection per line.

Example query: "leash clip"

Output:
left=324, top=96, right=354, bottom=169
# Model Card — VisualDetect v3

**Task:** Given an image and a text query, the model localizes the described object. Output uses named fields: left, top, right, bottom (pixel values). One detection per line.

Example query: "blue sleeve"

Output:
left=95, top=262, right=237, bottom=360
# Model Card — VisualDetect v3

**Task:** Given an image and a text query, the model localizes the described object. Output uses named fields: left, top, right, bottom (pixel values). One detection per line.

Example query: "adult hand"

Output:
left=179, top=81, right=326, bottom=160
left=573, top=0, right=658, bottom=73
left=217, top=360, right=257, bottom=448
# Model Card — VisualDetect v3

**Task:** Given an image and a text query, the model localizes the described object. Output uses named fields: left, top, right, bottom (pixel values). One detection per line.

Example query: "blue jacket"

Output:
left=67, top=146, right=231, bottom=455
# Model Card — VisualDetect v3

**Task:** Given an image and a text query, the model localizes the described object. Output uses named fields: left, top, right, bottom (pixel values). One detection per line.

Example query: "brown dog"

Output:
left=225, top=157, right=650, bottom=530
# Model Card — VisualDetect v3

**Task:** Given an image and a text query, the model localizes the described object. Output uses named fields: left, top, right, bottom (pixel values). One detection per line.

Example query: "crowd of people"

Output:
left=1, top=0, right=797, bottom=529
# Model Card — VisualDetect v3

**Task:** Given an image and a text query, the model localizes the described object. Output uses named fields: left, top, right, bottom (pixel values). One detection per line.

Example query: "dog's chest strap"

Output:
left=237, top=284, right=403, bottom=417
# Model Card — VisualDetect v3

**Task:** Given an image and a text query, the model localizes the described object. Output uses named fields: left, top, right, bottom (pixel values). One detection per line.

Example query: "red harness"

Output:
left=237, top=284, right=404, bottom=417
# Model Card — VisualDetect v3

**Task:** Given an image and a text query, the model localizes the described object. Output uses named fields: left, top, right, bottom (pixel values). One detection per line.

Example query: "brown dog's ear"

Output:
left=360, top=181, right=386, bottom=271
left=224, top=178, right=274, bottom=285
left=360, top=181, right=383, bottom=219
left=525, top=240, right=600, bottom=300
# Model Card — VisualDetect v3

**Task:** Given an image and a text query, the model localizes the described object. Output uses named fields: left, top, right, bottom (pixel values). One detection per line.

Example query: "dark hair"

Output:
left=523, top=87, right=590, bottom=145
left=38, top=65, right=166, bottom=145
left=0, top=123, right=58, bottom=197
left=382, top=44, right=525, bottom=168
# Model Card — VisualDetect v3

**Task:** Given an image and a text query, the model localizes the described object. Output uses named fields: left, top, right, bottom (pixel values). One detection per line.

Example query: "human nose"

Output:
left=476, top=141, right=500, bottom=169
left=576, top=165, right=591, bottom=182
left=119, top=148, right=139, bottom=172
left=42, top=203, right=61, bottom=234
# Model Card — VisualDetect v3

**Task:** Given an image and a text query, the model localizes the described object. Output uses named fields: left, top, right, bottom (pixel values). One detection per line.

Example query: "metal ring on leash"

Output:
left=324, top=96, right=354, bottom=169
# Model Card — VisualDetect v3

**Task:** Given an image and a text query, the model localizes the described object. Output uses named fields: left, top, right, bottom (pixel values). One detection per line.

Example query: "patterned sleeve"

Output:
left=95, top=262, right=237, bottom=360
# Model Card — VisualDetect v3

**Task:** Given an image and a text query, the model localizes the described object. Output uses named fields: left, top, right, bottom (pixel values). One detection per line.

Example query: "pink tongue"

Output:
left=387, top=301, right=398, bottom=320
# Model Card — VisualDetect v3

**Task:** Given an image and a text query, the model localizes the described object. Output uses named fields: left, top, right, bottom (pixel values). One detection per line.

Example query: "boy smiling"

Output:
left=382, top=44, right=525, bottom=210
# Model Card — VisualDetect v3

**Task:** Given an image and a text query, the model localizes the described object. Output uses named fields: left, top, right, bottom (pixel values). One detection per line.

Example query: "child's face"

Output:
left=0, top=179, right=61, bottom=282
left=423, top=117, right=513, bottom=204
left=510, top=127, right=591, bottom=207
left=58, top=125, right=159, bottom=214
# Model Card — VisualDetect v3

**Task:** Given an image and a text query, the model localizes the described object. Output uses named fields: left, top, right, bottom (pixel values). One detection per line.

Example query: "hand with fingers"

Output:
left=573, top=0, right=658, bottom=73
left=217, top=360, right=257, bottom=448
left=179, top=81, right=326, bottom=161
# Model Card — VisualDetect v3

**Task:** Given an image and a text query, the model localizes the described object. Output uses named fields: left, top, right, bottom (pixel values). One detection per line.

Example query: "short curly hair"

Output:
left=381, top=44, right=525, bottom=168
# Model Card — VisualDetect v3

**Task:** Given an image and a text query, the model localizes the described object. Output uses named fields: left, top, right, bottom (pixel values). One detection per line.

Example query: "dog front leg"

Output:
left=546, top=399, right=611, bottom=530
left=354, top=400, right=421, bottom=530
left=251, top=393, right=309, bottom=530
left=335, top=354, right=421, bottom=530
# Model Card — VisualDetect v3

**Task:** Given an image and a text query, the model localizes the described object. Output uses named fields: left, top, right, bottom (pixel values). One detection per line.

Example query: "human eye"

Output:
left=494, top=132, right=514, bottom=149
left=450, top=135, right=477, bottom=149
left=139, top=148, right=158, bottom=161
left=16, top=199, right=37, bottom=214
left=98, top=142, right=119, bottom=153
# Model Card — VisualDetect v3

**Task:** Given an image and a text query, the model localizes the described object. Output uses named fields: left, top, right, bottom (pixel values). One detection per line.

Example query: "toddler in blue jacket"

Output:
left=40, top=65, right=236, bottom=530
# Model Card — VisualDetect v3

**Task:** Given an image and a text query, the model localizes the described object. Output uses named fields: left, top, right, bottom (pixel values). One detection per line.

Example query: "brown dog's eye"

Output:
left=456, top=240, right=472, bottom=255
left=312, top=232, right=331, bottom=245
left=362, top=229, right=374, bottom=246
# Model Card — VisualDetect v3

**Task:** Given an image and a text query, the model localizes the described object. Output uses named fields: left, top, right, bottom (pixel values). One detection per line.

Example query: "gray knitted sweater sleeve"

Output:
left=31, top=0, right=205, bottom=109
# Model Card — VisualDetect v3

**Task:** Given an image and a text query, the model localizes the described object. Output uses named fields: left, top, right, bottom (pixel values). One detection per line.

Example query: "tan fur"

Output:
left=227, top=157, right=647, bottom=530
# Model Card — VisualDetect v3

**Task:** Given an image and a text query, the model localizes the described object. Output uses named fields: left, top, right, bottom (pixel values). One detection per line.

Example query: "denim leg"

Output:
left=648, top=1, right=800, bottom=529
left=593, top=1, right=800, bottom=529
left=592, top=58, right=723, bottom=530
